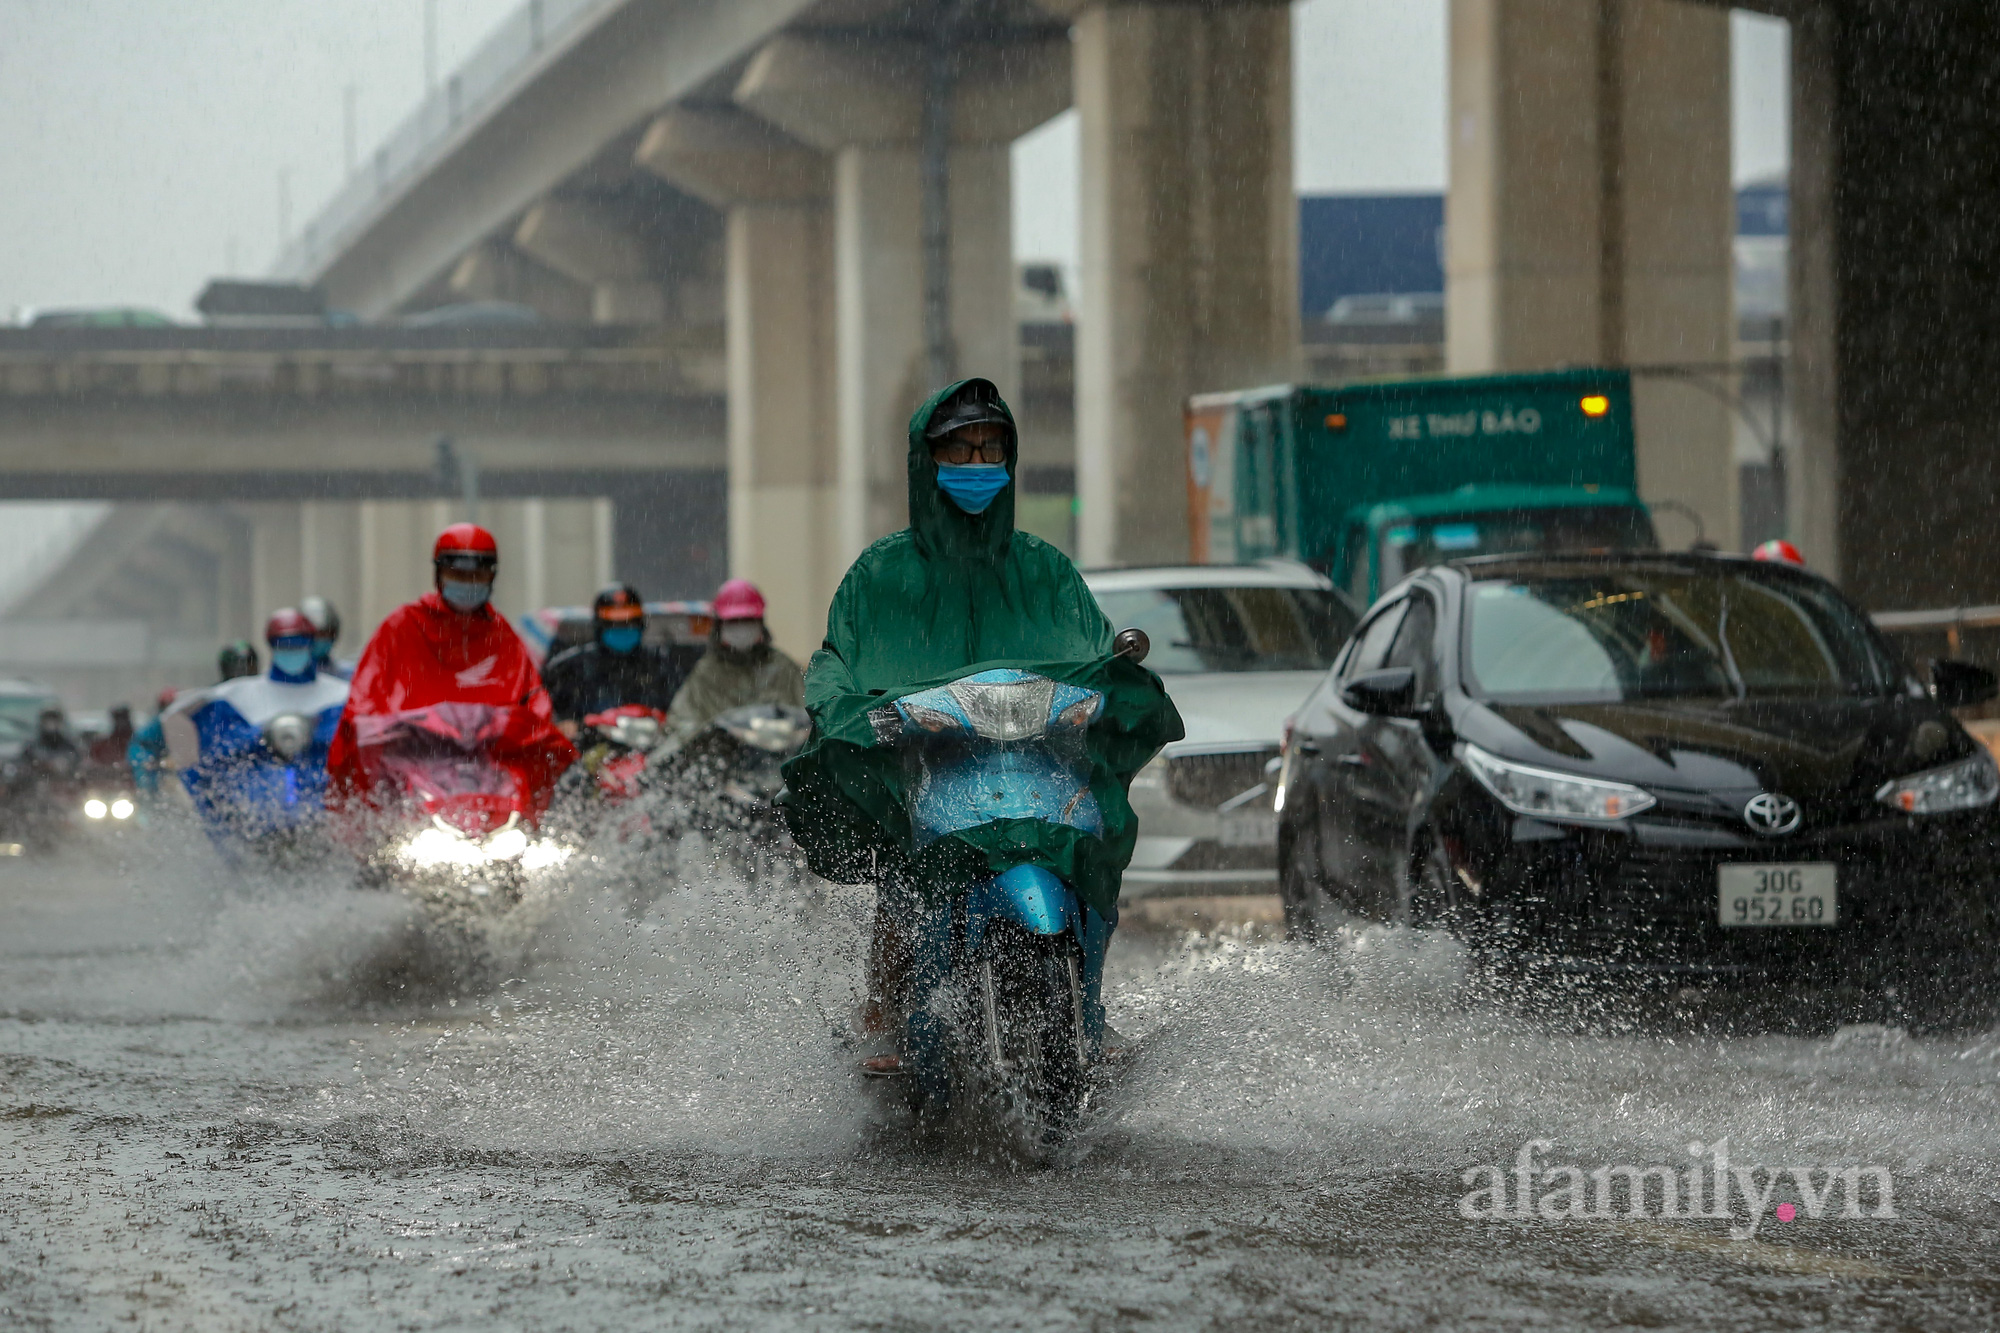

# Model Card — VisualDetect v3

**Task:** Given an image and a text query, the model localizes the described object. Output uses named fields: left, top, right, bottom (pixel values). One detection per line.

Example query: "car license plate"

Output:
left=1220, top=811, right=1277, bottom=848
left=1717, top=863, right=1838, bottom=927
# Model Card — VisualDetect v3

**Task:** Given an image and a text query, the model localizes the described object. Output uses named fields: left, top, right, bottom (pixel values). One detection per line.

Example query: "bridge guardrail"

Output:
left=273, top=0, right=622, bottom=283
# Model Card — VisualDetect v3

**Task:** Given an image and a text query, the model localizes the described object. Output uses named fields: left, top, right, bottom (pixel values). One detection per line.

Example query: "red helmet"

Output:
left=712, top=578, right=767, bottom=621
left=265, top=608, right=317, bottom=643
left=433, top=522, right=498, bottom=563
left=1751, top=539, right=1804, bottom=566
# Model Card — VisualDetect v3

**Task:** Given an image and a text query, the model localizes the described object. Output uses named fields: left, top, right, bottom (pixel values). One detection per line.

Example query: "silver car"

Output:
left=1085, top=564, right=1359, bottom=901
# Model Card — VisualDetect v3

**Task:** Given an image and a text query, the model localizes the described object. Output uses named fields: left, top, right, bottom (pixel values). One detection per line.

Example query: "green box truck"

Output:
left=1183, top=369, right=1656, bottom=605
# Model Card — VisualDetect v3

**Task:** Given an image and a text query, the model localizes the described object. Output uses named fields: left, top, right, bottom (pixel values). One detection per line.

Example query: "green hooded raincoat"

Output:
left=781, top=379, right=1184, bottom=918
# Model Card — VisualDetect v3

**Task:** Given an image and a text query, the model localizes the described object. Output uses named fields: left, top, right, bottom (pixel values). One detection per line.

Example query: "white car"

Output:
left=1085, top=564, right=1359, bottom=900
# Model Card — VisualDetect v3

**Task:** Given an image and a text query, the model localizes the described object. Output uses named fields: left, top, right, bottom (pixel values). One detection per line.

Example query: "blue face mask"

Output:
left=600, top=624, right=642, bottom=655
left=441, top=579, right=491, bottom=612
left=935, top=462, right=1009, bottom=515
left=271, top=646, right=315, bottom=679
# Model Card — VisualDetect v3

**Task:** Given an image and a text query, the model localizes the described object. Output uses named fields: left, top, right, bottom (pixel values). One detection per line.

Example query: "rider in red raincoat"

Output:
left=327, top=523, right=576, bottom=828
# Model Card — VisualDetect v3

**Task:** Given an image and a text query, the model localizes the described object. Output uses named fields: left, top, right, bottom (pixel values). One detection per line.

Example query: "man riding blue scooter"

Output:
left=782, top=378, right=1181, bottom=1140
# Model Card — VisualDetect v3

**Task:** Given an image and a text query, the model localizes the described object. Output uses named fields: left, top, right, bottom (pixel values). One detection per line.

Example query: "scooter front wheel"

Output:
left=973, top=921, right=1090, bottom=1143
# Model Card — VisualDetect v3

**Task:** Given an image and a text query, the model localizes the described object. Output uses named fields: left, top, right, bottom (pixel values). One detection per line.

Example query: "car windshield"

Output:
left=1464, top=569, right=1900, bottom=703
left=1374, top=505, right=1655, bottom=594
left=1092, top=586, right=1355, bottom=674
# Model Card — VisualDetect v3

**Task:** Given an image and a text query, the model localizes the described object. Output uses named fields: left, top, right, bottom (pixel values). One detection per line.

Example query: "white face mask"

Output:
left=719, top=621, right=763, bottom=652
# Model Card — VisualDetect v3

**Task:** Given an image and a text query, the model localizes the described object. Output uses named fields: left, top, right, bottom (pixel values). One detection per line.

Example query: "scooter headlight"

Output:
left=403, top=824, right=481, bottom=869
left=521, top=839, right=571, bottom=871
left=262, top=713, right=313, bottom=762
left=485, top=826, right=529, bottom=860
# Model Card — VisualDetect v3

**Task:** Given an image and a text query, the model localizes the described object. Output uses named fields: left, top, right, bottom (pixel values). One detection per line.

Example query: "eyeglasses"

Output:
left=931, top=437, right=1008, bottom=466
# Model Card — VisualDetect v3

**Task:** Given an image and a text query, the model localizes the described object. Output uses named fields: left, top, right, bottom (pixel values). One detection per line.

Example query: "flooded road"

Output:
left=3, top=833, right=1998, bottom=1331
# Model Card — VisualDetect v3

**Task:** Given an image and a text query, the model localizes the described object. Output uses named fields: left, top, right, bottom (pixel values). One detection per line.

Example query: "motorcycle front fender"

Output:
left=967, top=863, right=1080, bottom=951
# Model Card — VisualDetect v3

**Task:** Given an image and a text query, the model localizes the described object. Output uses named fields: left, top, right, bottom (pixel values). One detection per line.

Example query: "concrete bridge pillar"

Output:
left=242, top=503, right=304, bottom=628
left=357, top=500, right=455, bottom=640
left=735, top=33, right=1067, bottom=558
left=1447, top=0, right=1735, bottom=551
left=1780, top=0, right=2000, bottom=608
left=1060, top=1, right=1299, bottom=568
left=299, top=500, right=364, bottom=646
left=635, top=106, right=840, bottom=658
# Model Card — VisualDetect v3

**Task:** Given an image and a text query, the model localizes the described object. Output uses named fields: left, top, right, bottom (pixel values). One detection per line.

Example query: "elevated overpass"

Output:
left=0, top=323, right=727, bottom=692
left=8, top=0, right=1996, bottom=714
left=271, top=0, right=2000, bottom=621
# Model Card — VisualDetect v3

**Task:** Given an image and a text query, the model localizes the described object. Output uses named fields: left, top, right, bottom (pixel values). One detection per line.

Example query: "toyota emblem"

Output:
left=1743, top=792, right=1802, bottom=836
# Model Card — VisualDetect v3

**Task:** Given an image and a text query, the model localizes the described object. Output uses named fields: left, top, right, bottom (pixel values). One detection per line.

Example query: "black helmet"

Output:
left=592, top=582, right=645, bottom=622
left=300, top=595, right=341, bottom=643
left=218, top=640, right=260, bottom=681
left=923, top=377, right=1012, bottom=441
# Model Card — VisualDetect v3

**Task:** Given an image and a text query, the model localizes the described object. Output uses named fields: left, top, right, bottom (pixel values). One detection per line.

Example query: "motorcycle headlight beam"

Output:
left=485, top=826, right=529, bottom=860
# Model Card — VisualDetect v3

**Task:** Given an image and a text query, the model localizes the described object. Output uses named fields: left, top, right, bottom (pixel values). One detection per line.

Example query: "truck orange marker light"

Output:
left=1579, top=395, right=1610, bottom=417
left=1324, top=413, right=1348, bottom=430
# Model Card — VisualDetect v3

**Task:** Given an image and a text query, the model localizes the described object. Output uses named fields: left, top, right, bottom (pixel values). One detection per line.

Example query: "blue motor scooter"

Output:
left=865, top=630, right=1148, bottom=1141
left=164, top=675, right=348, bottom=865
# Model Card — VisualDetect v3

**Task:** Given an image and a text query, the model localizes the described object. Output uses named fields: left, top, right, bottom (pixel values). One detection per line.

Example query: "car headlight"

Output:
left=1461, top=744, right=1656, bottom=822
left=110, top=798, right=134, bottom=820
left=83, top=798, right=108, bottom=820
left=1875, top=751, right=2000, bottom=815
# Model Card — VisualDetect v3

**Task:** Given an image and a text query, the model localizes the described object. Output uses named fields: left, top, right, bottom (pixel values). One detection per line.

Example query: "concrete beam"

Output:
left=633, top=106, right=831, bottom=207
left=1447, top=0, right=1735, bottom=550
left=447, top=242, right=593, bottom=323
left=734, top=32, right=1070, bottom=153
left=1073, top=1, right=1298, bottom=567
left=0, top=394, right=724, bottom=490
left=513, top=198, right=667, bottom=325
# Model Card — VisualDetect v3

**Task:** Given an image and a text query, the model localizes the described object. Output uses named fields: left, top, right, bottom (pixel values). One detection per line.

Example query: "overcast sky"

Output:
left=0, top=0, right=1788, bottom=318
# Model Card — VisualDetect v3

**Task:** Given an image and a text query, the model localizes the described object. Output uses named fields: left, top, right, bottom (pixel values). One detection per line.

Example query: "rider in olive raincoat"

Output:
left=782, top=379, right=1183, bottom=1021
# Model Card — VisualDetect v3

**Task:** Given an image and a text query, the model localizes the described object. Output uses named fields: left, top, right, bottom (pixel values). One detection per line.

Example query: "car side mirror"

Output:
left=1929, top=658, right=1998, bottom=709
left=1341, top=667, right=1416, bottom=716
left=1113, top=628, right=1150, bottom=664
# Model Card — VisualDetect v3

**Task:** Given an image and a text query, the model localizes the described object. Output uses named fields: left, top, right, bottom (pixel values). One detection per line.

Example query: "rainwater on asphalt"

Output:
left=3, top=819, right=1998, bottom=1331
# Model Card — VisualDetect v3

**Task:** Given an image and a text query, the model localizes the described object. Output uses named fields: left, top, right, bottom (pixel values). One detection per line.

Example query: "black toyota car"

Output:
left=1274, top=552, right=2000, bottom=1007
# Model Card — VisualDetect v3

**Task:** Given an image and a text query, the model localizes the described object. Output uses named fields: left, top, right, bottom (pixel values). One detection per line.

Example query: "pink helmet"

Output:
left=711, top=579, right=767, bottom=621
